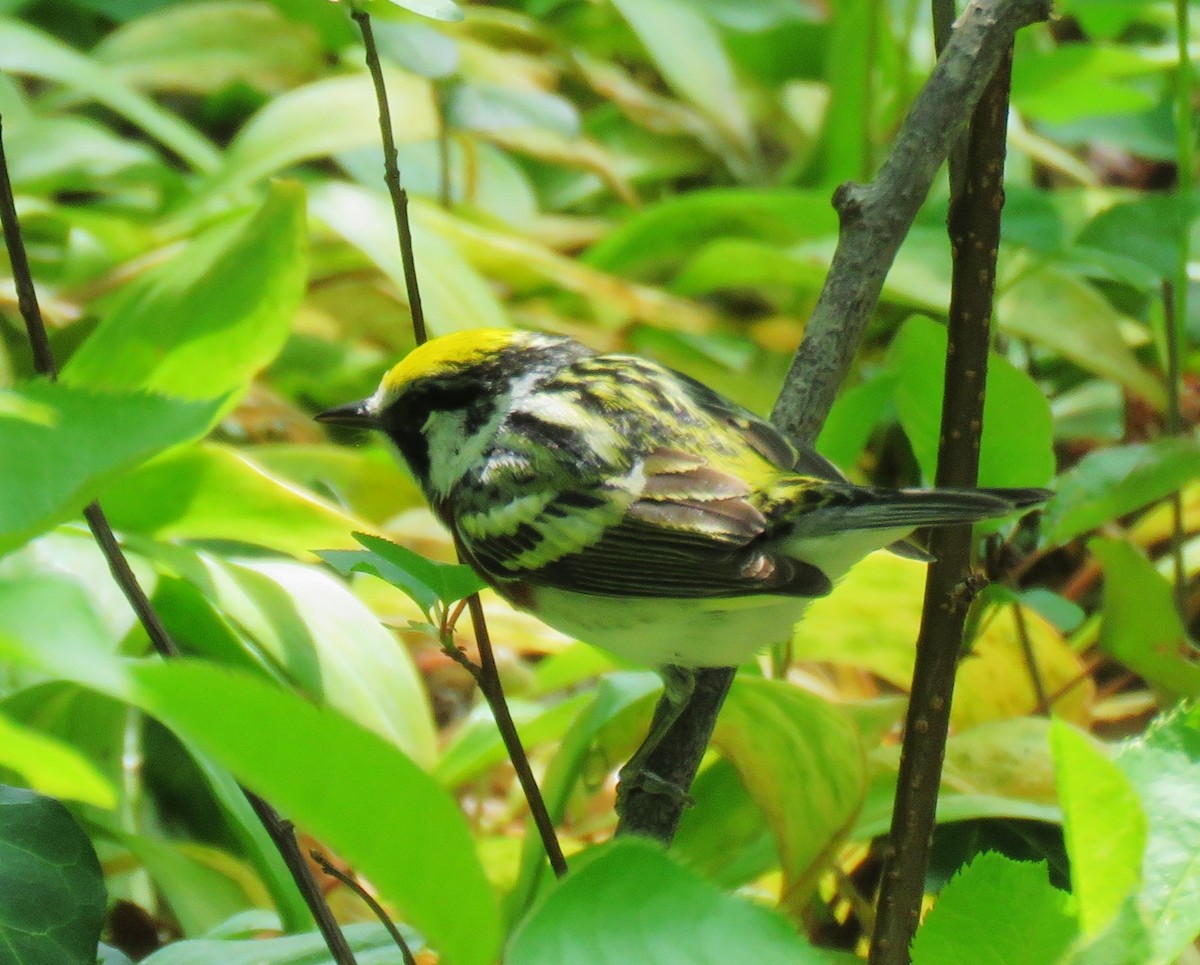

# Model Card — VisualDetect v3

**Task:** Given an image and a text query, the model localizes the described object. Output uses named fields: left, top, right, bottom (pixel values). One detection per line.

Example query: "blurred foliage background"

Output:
left=0, top=0, right=1197, bottom=962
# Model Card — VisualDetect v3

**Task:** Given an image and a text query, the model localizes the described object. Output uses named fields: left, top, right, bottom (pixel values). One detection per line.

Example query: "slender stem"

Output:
left=347, top=4, right=566, bottom=877
left=350, top=6, right=427, bottom=344
left=0, top=115, right=359, bottom=965
left=467, top=594, right=569, bottom=877
left=1011, top=601, right=1049, bottom=714
left=870, top=47, right=1015, bottom=965
left=312, top=851, right=418, bottom=965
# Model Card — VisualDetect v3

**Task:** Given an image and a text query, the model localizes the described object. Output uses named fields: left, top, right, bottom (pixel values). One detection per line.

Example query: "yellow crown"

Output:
left=381, top=329, right=517, bottom=392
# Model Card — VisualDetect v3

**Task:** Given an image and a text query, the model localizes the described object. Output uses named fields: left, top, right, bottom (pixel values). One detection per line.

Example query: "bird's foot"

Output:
left=616, top=766, right=694, bottom=812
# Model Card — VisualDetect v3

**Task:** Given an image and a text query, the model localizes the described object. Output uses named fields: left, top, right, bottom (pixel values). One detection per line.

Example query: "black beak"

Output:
left=315, top=399, right=376, bottom=429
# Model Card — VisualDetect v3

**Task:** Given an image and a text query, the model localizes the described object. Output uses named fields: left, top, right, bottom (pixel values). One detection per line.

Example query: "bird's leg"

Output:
left=617, top=665, right=697, bottom=808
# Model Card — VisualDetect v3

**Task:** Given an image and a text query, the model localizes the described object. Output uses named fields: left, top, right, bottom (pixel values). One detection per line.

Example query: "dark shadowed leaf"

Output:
left=0, top=785, right=106, bottom=965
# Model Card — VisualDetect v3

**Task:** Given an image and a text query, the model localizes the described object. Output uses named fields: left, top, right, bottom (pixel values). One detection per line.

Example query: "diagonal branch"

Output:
left=614, top=0, right=1051, bottom=846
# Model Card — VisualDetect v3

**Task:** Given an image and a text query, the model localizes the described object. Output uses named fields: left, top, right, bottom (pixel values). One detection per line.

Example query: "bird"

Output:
left=317, top=328, right=1051, bottom=798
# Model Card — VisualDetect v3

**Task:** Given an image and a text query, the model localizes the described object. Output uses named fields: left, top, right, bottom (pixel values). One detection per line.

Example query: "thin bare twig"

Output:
left=869, top=41, right=1017, bottom=965
left=1011, top=601, right=1049, bottom=714
left=311, top=851, right=419, bottom=965
left=350, top=5, right=427, bottom=345
left=348, top=4, right=567, bottom=879
left=0, top=116, right=359, bottom=965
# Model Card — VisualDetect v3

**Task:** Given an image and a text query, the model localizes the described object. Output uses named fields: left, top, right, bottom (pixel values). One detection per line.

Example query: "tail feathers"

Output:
left=791, top=484, right=1052, bottom=536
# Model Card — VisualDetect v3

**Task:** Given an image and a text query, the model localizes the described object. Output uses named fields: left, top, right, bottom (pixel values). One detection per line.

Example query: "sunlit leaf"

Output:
left=370, top=0, right=464, bottom=21
left=798, top=553, right=1093, bottom=728
left=713, top=678, right=866, bottom=918
left=153, top=550, right=440, bottom=768
left=1090, top=538, right=1198, bottom=699
left=889, top=315, right=1056, bottom=489
left=320, top=531, right=486, bottom=615
left=309, top=181, right=509, bottom=336
left=1053, top=720, right=1147, bottom=936
left=141, top=922, right=424, bottom=964
left=63, top=183, right=308, bottom=406
left=1115, top=704, right=1200, bottom=964
left=860, top=717, right=1062, bottom=840
left=610, top=0, right=754, bottom=159
left=584, top=189, right=837, bottom=281
left=0, top=625, right=500, bottom=965
left=997, top=265, right=1166, bottom=408
left=0, top=714, right=115, bottom=809
left=1043, top=440, right=1200, bottom=545
left=0, top=383, right=221, bottom=555
left=100, top=444, right=365, bottom=558
left=911, top=852, right=1076, bottom=965
left=209, top=70, right=437, bottom=197
left=0, top=16, right=219, bottom=170
left=93, top=1, right=325, bottom=94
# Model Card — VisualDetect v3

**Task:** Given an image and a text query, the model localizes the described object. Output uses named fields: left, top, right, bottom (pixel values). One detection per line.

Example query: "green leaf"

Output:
left=1116, top=704, right=1200, bottom=964
left=508, top=674, right=660, bottom=921
left=0, top=383, right=221, bottom=555
left=809, top=0, right=872, bottom=185
left=0, top=623, right=499, bottom=965
left=309, top=182, right=509, bottom=336
left=101, top=828, right=257, bottom=937
left=372, top=0, right=464, bottom=21
left=816, top=372, right=898, bottom=471
left=610, top=0, right=754, bottom=159
left=141, top=922, right=424, bottom=964
left=100, top=444, right=365, bottom=558
left=208, top=71, right=436, bottom=198
left=448, top=83, right=580, bottom=137
left=1090, top=538, right=1198, bottom=699
left=320, top=532, right=486, bottom=616
left=1043, top=439, right=1200, bottom=544
left=713, top=678, right=866, bottom=918
left=911, top=852, right=1077, bottom=965
left=859, top=717, right=1062, bottom=841
left=1075, top=195, right=1191, bottom=280
left=0, top=17, right=220, bottom=171
left=153, top=550, right=439, bottom=768
left=1052, top=720, right=1148, bottom=936
left=93, top=0, right=325, bottom=94
left=0, top=785, right=106, bottom=965
left=0, top=713, right=116, bottom=809
left=435, top=694, right=591, bottom=789
left=997, top=265, right=1166, bottom=408
left=889, top=315, right=1056, bottom=488
left=367, top=20, right=459, bottom=78
left=507, top=839, right=841, bottom=965
left=131, top=662, right=499, bottom=965
left=63, top=183, right=308, bottom=404
left=584, top=189, right=837, bottom=281
left=672, top=757, right=777, bottom=889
